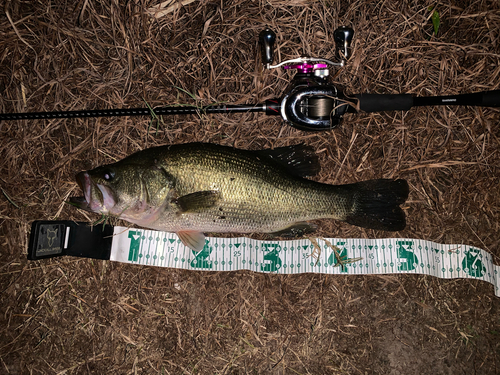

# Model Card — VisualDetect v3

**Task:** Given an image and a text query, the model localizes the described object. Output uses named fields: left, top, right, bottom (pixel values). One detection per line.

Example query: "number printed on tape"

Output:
left=109, top=227, right=500, bottom=297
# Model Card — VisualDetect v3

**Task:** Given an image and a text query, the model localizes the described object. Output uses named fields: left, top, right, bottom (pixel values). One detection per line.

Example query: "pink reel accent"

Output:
left=283, top=63, right=328, bottom=73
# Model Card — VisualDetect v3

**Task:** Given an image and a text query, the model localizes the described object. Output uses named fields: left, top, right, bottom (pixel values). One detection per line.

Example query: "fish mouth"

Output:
left=70, top=172, right=116, bottom=213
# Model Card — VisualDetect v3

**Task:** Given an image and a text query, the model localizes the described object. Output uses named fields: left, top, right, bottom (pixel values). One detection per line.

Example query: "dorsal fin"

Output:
left=255, top=144, right=320, bottom=178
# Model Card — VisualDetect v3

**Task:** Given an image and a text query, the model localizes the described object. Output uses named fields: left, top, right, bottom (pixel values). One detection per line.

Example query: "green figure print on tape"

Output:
left=128, top=230, right=142, bottom=262
left=396, top=240, right=418, bottom=271
left=191, top=241, right=213, bottom=269
left=462, top=248, right=485, bottom=277
left=328, top=241, right=348, bottom=273
left=261, top=243, right=282, bottom=272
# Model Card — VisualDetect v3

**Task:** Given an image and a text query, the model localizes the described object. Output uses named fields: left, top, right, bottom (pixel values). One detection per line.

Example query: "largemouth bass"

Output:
left=70, top=143, right=409, bottom=250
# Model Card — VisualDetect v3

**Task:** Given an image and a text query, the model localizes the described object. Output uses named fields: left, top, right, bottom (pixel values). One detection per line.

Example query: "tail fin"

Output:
left=344, top=179, right=409, bottom=231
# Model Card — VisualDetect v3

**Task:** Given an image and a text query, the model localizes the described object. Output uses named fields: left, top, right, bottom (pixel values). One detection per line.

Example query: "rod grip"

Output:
left=412, top=90, right=500, bottom=107
left=478, top=90, right=500, bottom=107
left=354, top=93, right=414, bottom=113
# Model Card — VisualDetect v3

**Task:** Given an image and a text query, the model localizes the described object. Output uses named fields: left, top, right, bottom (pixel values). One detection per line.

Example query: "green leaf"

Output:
left=172, top=85, right=197, bottom=101
left=432, top=10, right=440, bottom=35
left=143, top=98, right=163, bottom=136
left=1, top=188, right=19, bottom=208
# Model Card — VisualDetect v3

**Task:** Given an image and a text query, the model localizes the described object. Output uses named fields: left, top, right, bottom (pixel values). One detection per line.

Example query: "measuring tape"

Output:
left=28, top=221, right=500, bottom=297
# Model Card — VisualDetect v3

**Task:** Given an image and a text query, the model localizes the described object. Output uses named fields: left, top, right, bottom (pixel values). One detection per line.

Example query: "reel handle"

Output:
left=334, top=26, right=354, bottom=61
left=259, top=28, right=276, bottom=69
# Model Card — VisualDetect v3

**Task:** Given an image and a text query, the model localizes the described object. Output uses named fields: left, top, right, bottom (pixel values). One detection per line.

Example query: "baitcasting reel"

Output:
left=257, top=27, right=500, bottom=130
left=1, top=27, right=499, bottom=129
left=258, top=26, right=354, bottom=130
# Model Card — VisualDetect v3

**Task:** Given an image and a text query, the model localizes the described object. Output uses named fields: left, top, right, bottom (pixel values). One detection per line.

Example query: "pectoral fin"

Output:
left=175, top=190, right=221, bottom=213
left=177, top=230, right=206, bottom=251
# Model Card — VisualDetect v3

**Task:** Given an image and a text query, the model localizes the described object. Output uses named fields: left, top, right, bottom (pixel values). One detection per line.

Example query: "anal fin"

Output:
left=177, top=230, right=206, bottom=251
left=270, top=222, right=318, bottom=238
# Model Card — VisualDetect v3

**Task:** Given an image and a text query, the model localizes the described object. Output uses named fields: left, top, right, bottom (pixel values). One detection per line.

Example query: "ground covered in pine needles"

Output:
left=1, top=0, right=500, bottom=374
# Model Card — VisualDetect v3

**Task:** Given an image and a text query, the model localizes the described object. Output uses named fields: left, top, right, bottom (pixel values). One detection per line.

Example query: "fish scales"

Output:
left=149, top=144, right=339, bottom=232
left=71, top=143, right=409, bottom=251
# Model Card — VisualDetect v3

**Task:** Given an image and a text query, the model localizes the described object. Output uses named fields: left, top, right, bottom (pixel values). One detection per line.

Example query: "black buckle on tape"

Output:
left=27, top=221, right=114, bottom=261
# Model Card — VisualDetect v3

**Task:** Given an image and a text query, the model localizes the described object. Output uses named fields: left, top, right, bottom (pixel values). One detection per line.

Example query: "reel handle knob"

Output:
left=334, top=26, right=354, bottom=61
left=259, top=28, right=276, bottom=69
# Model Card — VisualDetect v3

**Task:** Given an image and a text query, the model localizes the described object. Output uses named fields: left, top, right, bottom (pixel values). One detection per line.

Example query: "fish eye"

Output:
left=102, top=169, right=115, bottom=181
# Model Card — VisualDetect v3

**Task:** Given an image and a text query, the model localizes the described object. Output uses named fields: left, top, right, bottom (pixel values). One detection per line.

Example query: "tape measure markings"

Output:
left=109, top=227, right=499, bottom=296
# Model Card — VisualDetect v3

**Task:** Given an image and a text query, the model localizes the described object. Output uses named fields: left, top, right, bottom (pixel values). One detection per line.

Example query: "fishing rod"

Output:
left=1, top=27, right=499, bottom=130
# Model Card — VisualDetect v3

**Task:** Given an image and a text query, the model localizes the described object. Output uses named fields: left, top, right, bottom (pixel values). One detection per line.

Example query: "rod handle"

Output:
left=354, top=93, right=414, bottom=113
left=461, top=90, right=500, bottom=107
left=481, top=90, right=500, bottom=106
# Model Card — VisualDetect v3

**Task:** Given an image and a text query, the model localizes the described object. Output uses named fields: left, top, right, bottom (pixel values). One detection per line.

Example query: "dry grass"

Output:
left=1, top=0, right=500, bottom=374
